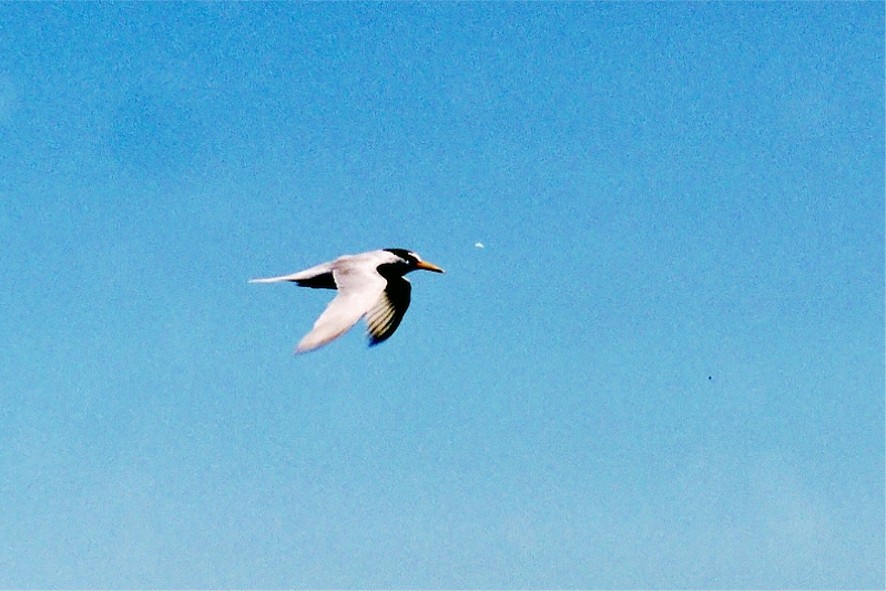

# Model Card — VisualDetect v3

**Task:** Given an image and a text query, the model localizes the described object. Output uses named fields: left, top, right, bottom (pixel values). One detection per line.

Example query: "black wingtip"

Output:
left=367, top=330, right=394, bottom=347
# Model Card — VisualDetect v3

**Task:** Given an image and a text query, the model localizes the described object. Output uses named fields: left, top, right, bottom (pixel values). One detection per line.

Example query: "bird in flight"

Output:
left=250, top=248, right=444, bottom=353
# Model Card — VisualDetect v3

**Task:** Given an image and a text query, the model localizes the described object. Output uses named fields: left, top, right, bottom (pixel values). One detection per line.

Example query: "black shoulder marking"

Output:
left=294, top=272, right=337, bottom=289
left=376, top=261, right=408, bottom=280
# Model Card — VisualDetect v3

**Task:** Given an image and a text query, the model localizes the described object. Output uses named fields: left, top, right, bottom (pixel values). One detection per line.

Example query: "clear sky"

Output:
left=0, top=3, right=883, bottom=589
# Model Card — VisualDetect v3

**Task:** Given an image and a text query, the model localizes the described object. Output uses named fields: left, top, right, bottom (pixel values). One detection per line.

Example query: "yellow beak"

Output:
left=416, top=260, right=445, bottom=273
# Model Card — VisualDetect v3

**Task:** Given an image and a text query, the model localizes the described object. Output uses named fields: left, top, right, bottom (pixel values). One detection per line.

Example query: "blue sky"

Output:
left=0, top=3, right=883, bottom=589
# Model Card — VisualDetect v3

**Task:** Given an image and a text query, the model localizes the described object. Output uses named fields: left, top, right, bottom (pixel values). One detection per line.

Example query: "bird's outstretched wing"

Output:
left=295, top=261, right=387, bottom=353
left=365, top=277, right=411, bottom=346
left=249, top=261, right=336, bottom=289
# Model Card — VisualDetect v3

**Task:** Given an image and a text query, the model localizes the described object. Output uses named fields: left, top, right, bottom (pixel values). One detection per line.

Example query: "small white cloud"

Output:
left=474, top=242, right=485, bottom=249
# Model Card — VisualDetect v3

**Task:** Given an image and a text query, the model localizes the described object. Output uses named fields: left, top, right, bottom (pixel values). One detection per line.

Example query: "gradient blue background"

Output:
left=1, top=3, right=883, bottom=589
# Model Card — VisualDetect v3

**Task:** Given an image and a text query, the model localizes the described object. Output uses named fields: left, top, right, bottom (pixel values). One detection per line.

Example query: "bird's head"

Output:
left=383, top=248, right=445, bottom=274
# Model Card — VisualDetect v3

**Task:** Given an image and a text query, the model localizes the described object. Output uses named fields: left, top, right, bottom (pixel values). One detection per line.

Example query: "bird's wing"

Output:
left=249, top=261, right=336, bottom=289
left=365, top=276, right=412, bottom=346
left=295, top=261, right=387, bottom=353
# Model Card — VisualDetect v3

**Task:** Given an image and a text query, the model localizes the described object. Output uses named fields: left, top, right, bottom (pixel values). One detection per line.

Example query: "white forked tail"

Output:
left=248, top=273, right=303, bottom=284
left=249, top=261, right=336, bottom=285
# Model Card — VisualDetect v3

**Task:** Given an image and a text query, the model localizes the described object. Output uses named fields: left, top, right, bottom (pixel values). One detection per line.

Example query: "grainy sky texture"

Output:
left=1, top=3, right=883, bottom=589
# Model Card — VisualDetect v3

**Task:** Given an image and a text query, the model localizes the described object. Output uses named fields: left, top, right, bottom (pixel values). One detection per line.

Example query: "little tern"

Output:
left=250, top=248, right=444, bottom=353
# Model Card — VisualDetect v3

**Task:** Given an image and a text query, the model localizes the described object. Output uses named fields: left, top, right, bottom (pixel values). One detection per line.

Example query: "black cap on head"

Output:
left=384, top=248, right=420, bottom=264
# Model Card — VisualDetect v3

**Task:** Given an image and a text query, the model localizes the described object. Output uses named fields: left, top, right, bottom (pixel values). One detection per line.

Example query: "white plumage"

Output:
left=250, top=248, right=444, bottom=353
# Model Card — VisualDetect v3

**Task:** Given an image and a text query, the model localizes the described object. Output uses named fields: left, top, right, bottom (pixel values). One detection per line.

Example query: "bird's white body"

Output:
left=251, top=249, right=444, bottom=353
